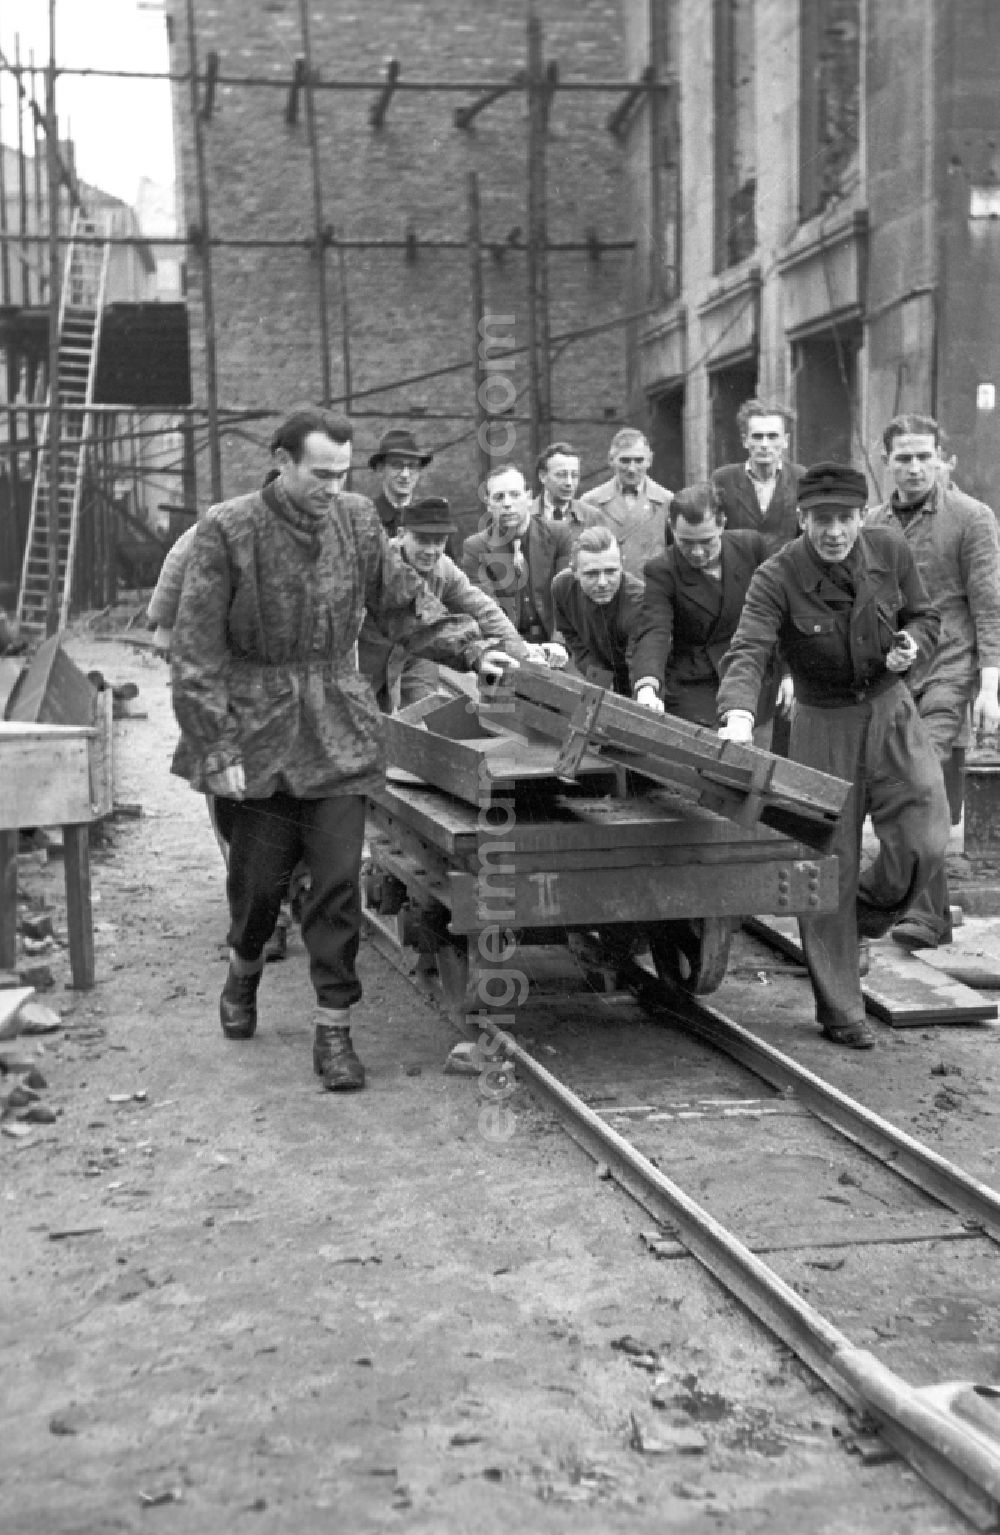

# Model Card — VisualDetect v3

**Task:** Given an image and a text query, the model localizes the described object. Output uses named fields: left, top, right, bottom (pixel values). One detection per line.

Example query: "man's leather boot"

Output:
left=313, top=1011, right=365, bottom=1090
left=220, top=961, right=263, bottom=1039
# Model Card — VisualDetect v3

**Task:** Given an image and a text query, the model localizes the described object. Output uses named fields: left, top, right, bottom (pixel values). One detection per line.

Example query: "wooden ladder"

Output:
left=17, top=211, right=111, bottom=637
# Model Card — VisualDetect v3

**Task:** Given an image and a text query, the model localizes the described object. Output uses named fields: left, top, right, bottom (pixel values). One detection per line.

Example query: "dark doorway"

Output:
left=648, top=386, right=685, bottom=491
left=709, top=357, right=758, bottom=468
left=793, top=325, right=862, bottom=464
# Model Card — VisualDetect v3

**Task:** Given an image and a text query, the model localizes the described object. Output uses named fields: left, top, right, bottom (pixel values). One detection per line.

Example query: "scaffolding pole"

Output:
left=185, top=0, right=223, bottom=502
left=45, top=5, right=60, bottom=637
left=298, top=0, right=334, bottom=406
left=467, top=170, right=490, bottom=490
left=526, top=2, right=552, bottom=466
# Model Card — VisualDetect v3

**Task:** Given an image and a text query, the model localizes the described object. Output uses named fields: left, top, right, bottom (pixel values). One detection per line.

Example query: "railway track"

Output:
left=363, top=905, right=1000, bottom=1530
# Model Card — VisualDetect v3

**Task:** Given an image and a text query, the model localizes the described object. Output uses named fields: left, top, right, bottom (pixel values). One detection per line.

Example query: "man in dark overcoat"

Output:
left=716, top=462, right=949, bottom=1049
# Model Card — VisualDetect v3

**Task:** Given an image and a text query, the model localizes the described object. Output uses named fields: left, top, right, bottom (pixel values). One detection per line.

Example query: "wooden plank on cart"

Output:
left=6, top=636, right=98, bottom=727
left=382, top=699, right=614, bottom=806
left=746, top=916, right=999, bottom=1026
left=479, top=668, right=850, bottom=845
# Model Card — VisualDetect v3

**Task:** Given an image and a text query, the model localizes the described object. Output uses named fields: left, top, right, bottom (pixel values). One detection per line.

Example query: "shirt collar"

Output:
left=890, top=484, right=937, bottom=516
left=745, top=460, right=782, bottom=484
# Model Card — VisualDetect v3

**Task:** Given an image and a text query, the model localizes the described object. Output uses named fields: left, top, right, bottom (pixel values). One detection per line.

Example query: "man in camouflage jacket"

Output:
left=171, top=408, right=507, bottom=1090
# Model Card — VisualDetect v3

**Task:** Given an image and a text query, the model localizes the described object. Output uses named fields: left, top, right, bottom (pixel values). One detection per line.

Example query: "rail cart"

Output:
left=363, top=667, right=850, bottom=1011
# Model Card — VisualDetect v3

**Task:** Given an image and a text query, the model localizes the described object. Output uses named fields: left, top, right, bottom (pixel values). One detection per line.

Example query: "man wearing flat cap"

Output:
left=717, top=462, right=950, bottom=1051
left=381, top=496, right=531, bottom=709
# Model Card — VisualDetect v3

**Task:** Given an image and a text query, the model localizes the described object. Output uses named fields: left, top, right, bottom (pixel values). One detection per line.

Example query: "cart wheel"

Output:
left=649, top=918, right=732, bottom=995
left=429, top=938, right=475, bottom=1015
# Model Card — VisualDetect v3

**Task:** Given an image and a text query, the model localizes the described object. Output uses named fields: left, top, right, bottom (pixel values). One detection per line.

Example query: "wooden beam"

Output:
left=0, top=831, right=16, bottom=971
left=370, top=58, right=400, bottom=129
left=454, top=70, right=524, bottom=130
left=606, top=64, right=654, bottom=138
left=200, top=49, right=220, bottom=120
left=63, top=823, right=94, bottom=989
left=285, top=55, right=306, bottom=125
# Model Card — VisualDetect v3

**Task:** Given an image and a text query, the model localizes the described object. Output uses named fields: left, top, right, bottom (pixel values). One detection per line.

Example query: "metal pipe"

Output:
left=0, top=230, right=635, bottom=251
left=0, top=62, right=673, bottom=91
left=525, top=3, right=552, bottom=465
left=467, top=171, right=489, bottom=489
left=45, top=8, right=60, bottom=637
left=184, top=0, right=222, bottom=502
left=298, top=0, right=332, bottom=405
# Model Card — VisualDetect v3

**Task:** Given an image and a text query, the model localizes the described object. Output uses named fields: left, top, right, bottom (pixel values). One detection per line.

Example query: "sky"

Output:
left=0, top=0, right=174, bottom=211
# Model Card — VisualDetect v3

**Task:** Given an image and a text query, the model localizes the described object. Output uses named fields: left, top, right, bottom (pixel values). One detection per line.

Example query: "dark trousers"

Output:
left=792, top=684, right=951, bottom=1030
left=902, top=678, right=973, bottom=941
left=226, top=792, right=366, bottom=1010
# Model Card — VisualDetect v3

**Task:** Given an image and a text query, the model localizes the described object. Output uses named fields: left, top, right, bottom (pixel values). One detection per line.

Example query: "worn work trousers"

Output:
left=902, top=678, right=974, bottom=942
left=792, top=684, right=951, bottom=1031
left=226, top=791, right=367, bottom=1010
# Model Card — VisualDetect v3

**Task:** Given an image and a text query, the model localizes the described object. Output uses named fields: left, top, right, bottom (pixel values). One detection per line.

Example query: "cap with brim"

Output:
left=798, top=461, right=868, bottom=510
left=369, top=427, right=434, bottom=471
left=401, top=497, right=457, bottom=535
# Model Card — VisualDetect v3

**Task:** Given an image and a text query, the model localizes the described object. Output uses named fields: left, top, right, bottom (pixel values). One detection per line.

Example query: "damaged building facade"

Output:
left=164, top=0, right=635, bottom=521
left=621, top=0, right=1000, bottom=505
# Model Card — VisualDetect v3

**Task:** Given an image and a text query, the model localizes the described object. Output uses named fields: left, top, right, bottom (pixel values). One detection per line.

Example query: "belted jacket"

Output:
left=717, top=526, right=940, bottom=717
left=170, top=482, right=488, bottom=799
left=865, top=482, right=1000, bottom=698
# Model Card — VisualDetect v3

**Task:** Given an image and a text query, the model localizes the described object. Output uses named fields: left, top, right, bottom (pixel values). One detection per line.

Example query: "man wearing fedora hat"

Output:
left=717, top=461, right=949, bottom=1050
left=382, top=496, right=531, bottom=709
left=367, top=427, right=434, bottom=537
left=360, top=427, right=438, bottom=700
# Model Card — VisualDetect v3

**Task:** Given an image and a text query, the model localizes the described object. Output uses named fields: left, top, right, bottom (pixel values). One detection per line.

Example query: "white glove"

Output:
left=206, top=762, right=246, bottom=799
left=540, top=641, right=569, bottom=669
left=635, top=685, right=664, bottom=714
left=776, top=675, right=795, bottom=715
left=478, top=648, right=519, bottom=683
left=718, top=709, right=754, bottom=743
left=884, top=629, right=918, bottom=674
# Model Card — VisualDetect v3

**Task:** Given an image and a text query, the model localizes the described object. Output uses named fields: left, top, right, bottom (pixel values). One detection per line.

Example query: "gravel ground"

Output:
left=1, top=626, right=995, bottom=1534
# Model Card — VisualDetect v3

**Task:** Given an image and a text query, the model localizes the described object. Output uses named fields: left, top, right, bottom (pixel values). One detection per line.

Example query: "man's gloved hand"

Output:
left=539, top=641, right=568, bottom=669
left=205, top=762, right=246, bottom=799
left=477, top=649, right=519, bottom=684
left=884, top=629, right=918, bottom=673
left=635, top=684, right=665, bottom=715
left=973, top=667, right=1000, bottom=740
left=718, top=709, right=754, bottom=743
left=776, top=675, right=795, bottom=715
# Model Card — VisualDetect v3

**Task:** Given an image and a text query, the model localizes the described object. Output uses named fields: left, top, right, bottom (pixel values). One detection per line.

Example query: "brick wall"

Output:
left=167, top=0, right=633, bottom=536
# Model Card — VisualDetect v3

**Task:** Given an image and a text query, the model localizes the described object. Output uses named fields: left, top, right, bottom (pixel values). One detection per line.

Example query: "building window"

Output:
left=799, top=0, right=860, bottom=220
left=713, top=0, right=757, bottom=273
left=650, top=0, right=681, bottom=302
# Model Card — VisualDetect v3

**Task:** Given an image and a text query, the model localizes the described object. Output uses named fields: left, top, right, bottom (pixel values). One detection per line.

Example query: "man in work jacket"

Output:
left=550, top=526, right=644, bottom=696
left=711, top=397, right=804, bottom=555
left=717, top=462, right=948, bottom=1050
left=580, top=426, right=673, bottom=579
left=462, top=463, right=573, bottom=656
left=866, top=413, right=1000, bottom=950
left=382, top=495, right=538, bottom=709
left=631, top=480, right=782, bottom=741
left=170, top=407, right=511, bottom=1092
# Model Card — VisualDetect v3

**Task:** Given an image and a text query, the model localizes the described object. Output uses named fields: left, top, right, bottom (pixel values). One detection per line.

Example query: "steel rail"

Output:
left=620, top=957, right=1000, bottom=1247
left=487, top=1021, right=1000, bottom=1529
left=361, top=904, right=1000, bottom=1522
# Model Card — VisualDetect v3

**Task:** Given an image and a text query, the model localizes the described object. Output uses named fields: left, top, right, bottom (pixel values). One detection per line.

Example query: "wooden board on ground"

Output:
left=746, top=915, right=998, bottom=1027
left=910, top=946, right=1000, bottom=990
left=0, top=988, right=36, bottom=1040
